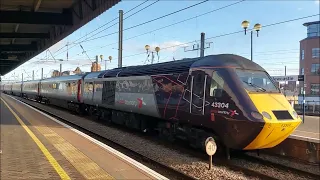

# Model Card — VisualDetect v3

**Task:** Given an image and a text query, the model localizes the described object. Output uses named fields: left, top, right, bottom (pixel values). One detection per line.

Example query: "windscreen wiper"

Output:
left=242, top=81, right=266, bottom=92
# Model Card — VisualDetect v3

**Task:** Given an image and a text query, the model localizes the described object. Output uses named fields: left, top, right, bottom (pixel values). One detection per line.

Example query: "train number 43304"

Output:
left=211, top=102, right=229, bottom=109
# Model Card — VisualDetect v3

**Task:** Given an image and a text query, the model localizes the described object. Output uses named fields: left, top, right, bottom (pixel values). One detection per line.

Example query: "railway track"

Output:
left=11, top=95, right=320, bottom=180
left=234, top=153, right=320, bottom=180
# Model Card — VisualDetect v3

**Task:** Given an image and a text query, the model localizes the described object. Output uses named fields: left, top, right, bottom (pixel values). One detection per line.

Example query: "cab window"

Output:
left=210, top=71, right=224, bottom=97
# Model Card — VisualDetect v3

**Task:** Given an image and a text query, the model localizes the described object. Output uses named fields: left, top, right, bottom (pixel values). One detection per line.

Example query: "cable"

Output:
left=108, top=13, right=319, bottom=62
left=124, top=0, right=160, bottom=20
left=73, top=0, right=246, bottom=55
left=52, top=0, right=151, bottom=55
left=78, top=0, right=210, bottom=43
left=53, top=0, right=160, bottom=57
left=80, top=0, right=159, bottom=43
left=124, top=0, right=150, bottom=15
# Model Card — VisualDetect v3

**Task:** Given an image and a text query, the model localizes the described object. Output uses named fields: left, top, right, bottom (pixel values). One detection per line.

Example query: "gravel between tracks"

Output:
left=15, top=97, right=318, bottom=180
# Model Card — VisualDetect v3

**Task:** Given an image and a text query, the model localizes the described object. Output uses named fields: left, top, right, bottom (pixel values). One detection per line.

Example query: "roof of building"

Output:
left=303, top=21, right=320, bottom=26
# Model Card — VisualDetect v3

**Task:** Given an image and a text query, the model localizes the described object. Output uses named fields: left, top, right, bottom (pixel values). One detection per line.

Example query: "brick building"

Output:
left=299, top=21, right=320, bottom=101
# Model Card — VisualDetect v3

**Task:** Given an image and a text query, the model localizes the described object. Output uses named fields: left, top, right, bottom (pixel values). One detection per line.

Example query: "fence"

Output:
left=288, top=100, right=320, bottom=114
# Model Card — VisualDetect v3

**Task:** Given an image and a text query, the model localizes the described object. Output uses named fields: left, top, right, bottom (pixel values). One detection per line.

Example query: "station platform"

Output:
left=290, top=115, right=319, bottom=141
left=265, top=115, right=319, bottom=164
left=0, top=94, right=167, bottom=180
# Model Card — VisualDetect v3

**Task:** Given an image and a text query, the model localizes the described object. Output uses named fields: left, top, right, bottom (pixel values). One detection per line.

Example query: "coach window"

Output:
left=210, top=71, right=224, bottom=97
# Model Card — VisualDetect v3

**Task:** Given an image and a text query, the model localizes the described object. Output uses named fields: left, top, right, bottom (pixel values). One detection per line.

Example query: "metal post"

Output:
left=200, top=32, right=205, bottom=57
left=250, top=31, right=253, bottom=61
left=118, top=10, right=123, bottom=68
left=151, top=52, right=154, bottom=64
left=202, top=75, right=207, bottom=115
left=95, top=55, right=98, bottom=63
left=284, top=66, right=287, bottom=97
left=59, top=64, right=62, bottom=76
left=190, top=76, right=194, bottom=113
left=303, top=80, right=305, bottom=123
left=32, top=70, right=34, bottom=80
left=105, top=60, right=107, bottom=70
left=41, top=68, right=43, bottom=80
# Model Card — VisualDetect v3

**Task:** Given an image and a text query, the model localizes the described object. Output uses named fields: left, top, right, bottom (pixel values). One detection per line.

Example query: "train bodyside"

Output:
left=40, top=75, right=84, bottom=112
left=22, top=80, right=41, bottom=100
left=82, top=54, right=301, bottom=150
left=2, top=83, right=12, bottom=94
left=11, top=82, right=22, bottom=96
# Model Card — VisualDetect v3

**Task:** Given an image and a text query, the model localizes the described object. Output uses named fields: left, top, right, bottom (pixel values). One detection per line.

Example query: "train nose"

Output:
left=215, top=119, right=265, bottom=150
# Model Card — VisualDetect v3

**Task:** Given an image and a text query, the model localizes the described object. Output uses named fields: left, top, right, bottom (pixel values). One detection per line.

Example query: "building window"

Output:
left=311, top=64, right=320, bottom=75
left=310, top=84, right=320, bottom=95
left=307, top=24, right=320, bottom=37
left=312, top=48, right=320, bottom=58
left=301, top=49, right=304, bottom=60
left=301, top=68, right=304, bottom=75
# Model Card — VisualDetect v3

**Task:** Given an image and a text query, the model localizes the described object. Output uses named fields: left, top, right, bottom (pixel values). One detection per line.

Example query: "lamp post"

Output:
left=145, top=45, right=160, bottom=64
left=241, top=20, right=262, bottom=61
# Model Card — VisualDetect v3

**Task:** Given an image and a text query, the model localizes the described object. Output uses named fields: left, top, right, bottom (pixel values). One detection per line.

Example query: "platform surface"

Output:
left=290, top=115, right=320, bottom=143
left=0, top=94, right=166, bottom=180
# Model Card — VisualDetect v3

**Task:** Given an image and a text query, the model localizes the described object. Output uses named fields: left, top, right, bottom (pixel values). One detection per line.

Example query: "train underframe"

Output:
left=84, top=104, right=220, bottom=152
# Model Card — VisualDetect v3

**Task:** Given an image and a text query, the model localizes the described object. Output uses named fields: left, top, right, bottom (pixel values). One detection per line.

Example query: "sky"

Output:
left=2, top=0, right=320, bottom=81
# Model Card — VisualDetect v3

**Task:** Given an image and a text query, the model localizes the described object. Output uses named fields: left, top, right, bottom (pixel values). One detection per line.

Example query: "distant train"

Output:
left=1, top=54, right=302, bottom=152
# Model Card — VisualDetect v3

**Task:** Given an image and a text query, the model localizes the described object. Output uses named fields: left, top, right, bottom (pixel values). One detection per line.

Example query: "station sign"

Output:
left=298, top=75, right=304, bottom=81
left=271, top=75, right=298, bottom=82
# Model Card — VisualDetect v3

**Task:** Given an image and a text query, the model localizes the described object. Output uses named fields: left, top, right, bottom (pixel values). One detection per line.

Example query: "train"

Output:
left=1, top=54, right=302, bottom=152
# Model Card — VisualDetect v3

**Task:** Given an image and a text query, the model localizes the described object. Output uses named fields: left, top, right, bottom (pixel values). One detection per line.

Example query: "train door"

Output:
left=206, top=70, right=228, bottom=117
left=189, top=70, right=209, bottom=115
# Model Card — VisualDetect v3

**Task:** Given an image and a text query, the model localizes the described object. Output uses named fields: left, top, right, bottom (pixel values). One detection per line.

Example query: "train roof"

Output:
left=41, top=74, right=86, bottom=82
left=23, top=80, right=41, bottom=83
left=84, top=71, right=106, bottom=80
left=191, top=54, right=265, bottom=71
left=91, top=54, right=264, bottom=78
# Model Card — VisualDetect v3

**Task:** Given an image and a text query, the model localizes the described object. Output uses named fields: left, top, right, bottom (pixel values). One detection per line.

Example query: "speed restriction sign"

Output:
left=205, top=140, right=217, bottom=156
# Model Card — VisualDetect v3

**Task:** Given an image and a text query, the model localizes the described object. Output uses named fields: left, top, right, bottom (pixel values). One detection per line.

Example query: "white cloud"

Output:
left=151, top=41, right=187, bottom=52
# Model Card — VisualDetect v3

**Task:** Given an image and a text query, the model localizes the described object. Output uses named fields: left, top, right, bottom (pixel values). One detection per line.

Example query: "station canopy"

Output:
left=0, top=0, right=121, bottom=76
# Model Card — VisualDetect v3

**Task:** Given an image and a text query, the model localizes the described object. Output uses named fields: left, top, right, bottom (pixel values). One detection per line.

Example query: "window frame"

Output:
left=311, top=63, right=320, bottom=75
left=312, top=48, right=320, bottom=58
left=209, top=70, right=225, bottom=98
left=301, top=49, right=304, bottom=60
left=310, top=83, right=320, bottom=95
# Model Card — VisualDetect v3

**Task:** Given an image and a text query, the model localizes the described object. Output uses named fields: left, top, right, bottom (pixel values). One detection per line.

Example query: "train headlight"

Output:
left=251, top=111, right=263, bottom=120
left=262, top=111, right=272, bottom=120
left=292, top=111, right=298, bottom=119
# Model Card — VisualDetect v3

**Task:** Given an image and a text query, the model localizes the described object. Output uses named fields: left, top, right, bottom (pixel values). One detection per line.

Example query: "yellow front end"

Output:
left=244, top=93, right=302, bottom=150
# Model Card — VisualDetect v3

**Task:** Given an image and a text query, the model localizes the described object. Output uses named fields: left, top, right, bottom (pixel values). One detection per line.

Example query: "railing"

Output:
left=288, top=100, right=320, bottom=114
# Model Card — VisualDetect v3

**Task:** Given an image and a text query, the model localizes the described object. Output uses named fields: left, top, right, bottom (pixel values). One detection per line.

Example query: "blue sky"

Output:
left=2, top=0, right=320, bottom=81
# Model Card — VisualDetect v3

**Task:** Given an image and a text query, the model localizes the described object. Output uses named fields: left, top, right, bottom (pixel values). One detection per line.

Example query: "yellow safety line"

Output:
left=1, top=97, right=71, bottom=180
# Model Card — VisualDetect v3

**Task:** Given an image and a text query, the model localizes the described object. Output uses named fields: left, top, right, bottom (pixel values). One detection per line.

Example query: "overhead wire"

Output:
left=74, top=0, right=210, bottom=44
left=72, top=0, right=246, bottom=56
left=107, top=13, right=319, bottom=62
left=52, top=0, right=151, bottom=55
